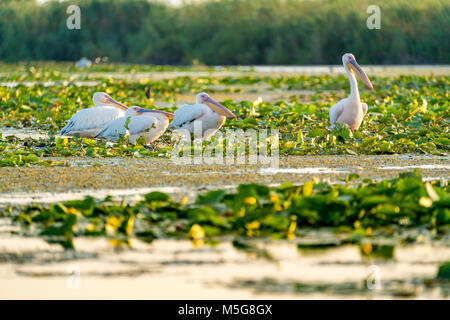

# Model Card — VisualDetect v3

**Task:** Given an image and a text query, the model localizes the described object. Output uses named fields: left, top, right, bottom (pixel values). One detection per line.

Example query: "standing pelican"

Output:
left=95, top=106, right=174, bottom=144
left=329, top=53, right=374, bottom=130
left=168, top=92, right=236, bottom=139
left=60, top=92, right=128, bottom=137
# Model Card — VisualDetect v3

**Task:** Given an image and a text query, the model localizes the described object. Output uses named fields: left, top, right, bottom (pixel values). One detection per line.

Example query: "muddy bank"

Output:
left=0, top=154, right=448, bottom=205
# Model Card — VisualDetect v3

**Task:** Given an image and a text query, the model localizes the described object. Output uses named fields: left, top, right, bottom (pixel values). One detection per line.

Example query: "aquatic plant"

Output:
left=0, top=66, right=448, bottom=166
left=8, top=171, right=449, bottom=250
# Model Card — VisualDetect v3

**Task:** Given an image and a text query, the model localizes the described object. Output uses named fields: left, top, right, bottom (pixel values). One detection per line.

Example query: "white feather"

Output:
left=362, top=103, right=368, bottom=116
left=96, top=114, right=169, bottom=144
left=327, top=53, right=372, bottom=131
left=169, top=104, right=205, bottom=129
left=169, top=103, right=225, bottom=139
left=60, top=106, right=125, bottom=137
left=329, top=100, right=345, bottom=128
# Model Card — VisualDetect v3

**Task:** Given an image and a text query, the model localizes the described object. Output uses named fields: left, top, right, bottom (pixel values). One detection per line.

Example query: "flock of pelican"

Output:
left=60, top=53, right=373, bottom=142
left=60, top=91, right=235, bottom=143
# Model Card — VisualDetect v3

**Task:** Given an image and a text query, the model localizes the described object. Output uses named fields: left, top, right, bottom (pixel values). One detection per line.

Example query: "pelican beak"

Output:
left=106, top=96, right=128, bottom=111
left=203, top=96, right=236, bottom=119
left=348, top=60, right=374, bottom=90
left=139, top=108, right=175, bottom=119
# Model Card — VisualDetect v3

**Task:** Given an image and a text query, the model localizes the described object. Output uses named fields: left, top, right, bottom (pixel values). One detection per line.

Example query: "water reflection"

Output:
left=0, top=233, right=448, bottom=299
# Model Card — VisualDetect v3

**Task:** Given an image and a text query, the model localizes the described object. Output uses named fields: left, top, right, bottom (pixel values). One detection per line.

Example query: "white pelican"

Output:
left=60, top=92, right=128, bottom=137
left=95, top=106, right=174, bottom=144
left=168, top=92, right=236, bottom=139
left=329, top=53, right=374, bottom=130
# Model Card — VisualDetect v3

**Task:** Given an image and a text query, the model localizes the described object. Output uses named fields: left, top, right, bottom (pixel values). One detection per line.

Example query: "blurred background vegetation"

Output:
left=0, top=0, right=448, bottom=65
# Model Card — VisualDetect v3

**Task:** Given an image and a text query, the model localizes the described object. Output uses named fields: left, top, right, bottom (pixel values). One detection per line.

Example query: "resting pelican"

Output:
left=168, top=92, right=236, bottom=139
left=329, top=53, right=374, bottom=130
left=95, top=106, right=174, bottom=144
left=60, top=92, right=128, bottom=137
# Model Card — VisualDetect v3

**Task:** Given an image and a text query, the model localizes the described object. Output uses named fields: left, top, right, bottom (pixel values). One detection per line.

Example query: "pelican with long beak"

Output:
left=329, top=53, right=374, bottom=130
left=168, top=92, right=236, bottom=139
left=60, top=92, right=128, bottom=137
left=95, top=106, right=174, bottom=144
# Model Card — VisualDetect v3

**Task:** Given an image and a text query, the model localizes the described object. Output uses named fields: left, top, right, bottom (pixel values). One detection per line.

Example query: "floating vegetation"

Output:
left=437, top=262, right=450, bottom=280
left=359, top=243, right=395, bottom=260
left=0, top=134, right=171, bottom=167
left=297, top=242, right=340, bottom=251
left=0, top=66, right=448, bottom=167
left=6, top=171, right=448, bottom=250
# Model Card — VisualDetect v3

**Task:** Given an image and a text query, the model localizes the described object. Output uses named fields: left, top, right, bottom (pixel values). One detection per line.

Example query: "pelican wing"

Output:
left=128, top=116, right=158, bottom=135
left=168, top=104, right=204, bottom=129
left=362, top=103, right=368, bottom=116
left=96, top=115, right=157, bottom=139
left=60, top=107, right=125, bottom=136
left=329, top=101, right=344, bottom=125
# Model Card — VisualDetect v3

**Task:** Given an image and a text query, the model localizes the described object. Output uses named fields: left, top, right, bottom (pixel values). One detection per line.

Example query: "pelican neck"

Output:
left=345, top=65, right=360, bottom=103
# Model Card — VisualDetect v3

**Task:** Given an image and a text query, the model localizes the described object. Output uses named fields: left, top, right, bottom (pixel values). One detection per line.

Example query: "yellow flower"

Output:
left=358, top=209, right=366, bottom=219
left=270, top=195, right=279, bottom=203
left=180, top=196, right=188, bottom=207
left=124, top=216, right=134, bottom=236
left=105, top=216, right=121, bottom=234
left=287, top=217, right=297, bottom=239
left=419, top=197, right=432, bottom=208
left=361, top=243, right=372, bottom=255
left=66, top=207, right=78, bottom=215
left=245, top=221, right=260, bottom=230
left=303, top=181, right=314, bottom=196
left=244, top=197, right=257, bottom=205
left=189, top=224, right=205, bottom=240
left=245, top=221, right=260, bottom=237
left=353, top=221, right=360, bottom=228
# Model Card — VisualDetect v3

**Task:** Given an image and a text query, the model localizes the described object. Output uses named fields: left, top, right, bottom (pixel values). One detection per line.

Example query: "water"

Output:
left=1, top=65, right=448, bottom=88
left=260, top=167, right=353, bottom=175
left=0, top=228, right=448, bottom=299
left=378, top=165, right=450, bottom=171
left=1, top=64, right=449, bottom=299
left=0, top=81, right=100, bottom=88
left=0, top=186, right=193, bottom=206
left=0, top=127, right=48, bottom=140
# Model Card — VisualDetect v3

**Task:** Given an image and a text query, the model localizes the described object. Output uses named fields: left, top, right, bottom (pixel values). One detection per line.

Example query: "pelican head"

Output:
left=127, top=106, right=174, bottom=119
left=93, top=92, right=128, bottom=110
left=342, top=53, right=373, bottom=90
left=125, top=106, right=144, bottom=116
left=196, top=92, right=236, bottom=119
